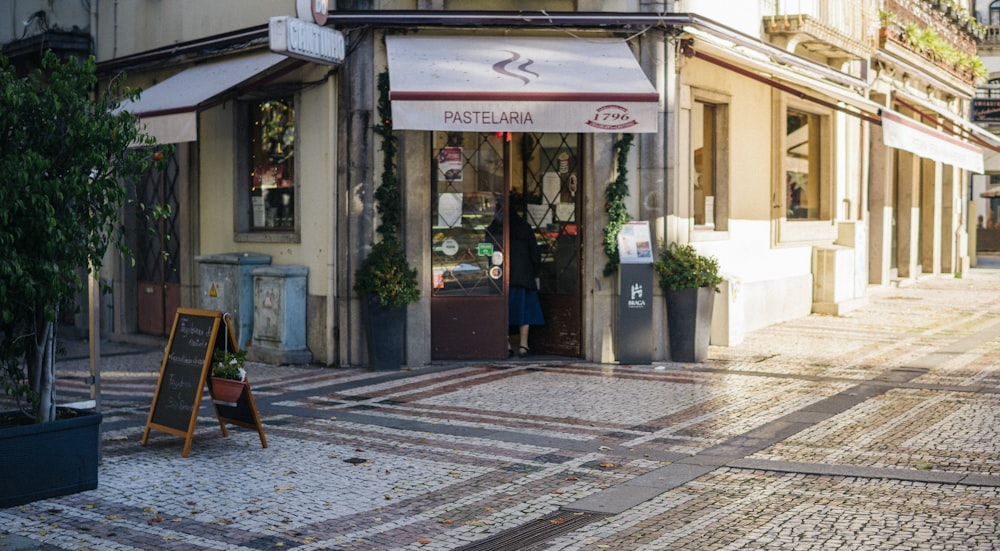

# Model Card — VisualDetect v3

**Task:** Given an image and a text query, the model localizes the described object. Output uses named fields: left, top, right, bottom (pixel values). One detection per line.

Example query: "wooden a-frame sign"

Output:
left=142, top=308, right=267, bottom=457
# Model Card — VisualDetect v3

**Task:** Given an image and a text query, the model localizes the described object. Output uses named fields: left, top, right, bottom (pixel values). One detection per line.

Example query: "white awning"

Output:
left=119, top=52, right=288, bottom=143
left=385, top=35, right=659, bottom=133
left=682, top=28, right=883, bottom=123
left=881, top=109, right=984, bottom=174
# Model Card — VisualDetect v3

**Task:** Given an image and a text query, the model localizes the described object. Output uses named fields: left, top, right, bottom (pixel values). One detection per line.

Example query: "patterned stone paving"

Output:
left=2, top=269, right=1000, bottom=550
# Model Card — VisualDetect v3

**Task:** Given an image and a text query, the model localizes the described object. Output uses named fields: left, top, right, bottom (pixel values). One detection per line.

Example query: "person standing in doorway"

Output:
left=488, top=195, right=544, bottom=357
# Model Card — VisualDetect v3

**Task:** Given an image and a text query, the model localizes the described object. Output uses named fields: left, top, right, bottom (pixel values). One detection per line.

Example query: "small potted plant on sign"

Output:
left=654, top=242, right=723, bottom=363
left=210, top=349, right=247, bottom=403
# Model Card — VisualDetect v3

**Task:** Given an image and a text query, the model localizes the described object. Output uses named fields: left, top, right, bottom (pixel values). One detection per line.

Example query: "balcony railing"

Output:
left=761, top=0, right=878, bottom=61
left=762, top=0, right=878, bottom=45
left=981, top=25, right=1000, bottom=46
left=880, top=0, right=983, bottom=85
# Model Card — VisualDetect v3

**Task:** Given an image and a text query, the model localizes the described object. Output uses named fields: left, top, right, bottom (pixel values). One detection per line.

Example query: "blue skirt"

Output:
left=509, top=287, right=544, bottom=326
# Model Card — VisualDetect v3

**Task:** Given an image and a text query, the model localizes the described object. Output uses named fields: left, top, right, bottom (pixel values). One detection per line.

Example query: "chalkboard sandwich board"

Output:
left=142, top=308, right=266, bottom=456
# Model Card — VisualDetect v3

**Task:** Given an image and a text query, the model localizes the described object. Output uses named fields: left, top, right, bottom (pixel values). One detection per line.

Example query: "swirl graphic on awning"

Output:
left=492, top=50, right=539, bottom=85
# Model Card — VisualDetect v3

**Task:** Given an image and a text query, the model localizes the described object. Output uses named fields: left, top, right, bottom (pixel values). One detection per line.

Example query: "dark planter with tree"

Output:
left=0, top=51, right=161, bottom=503
left=354, top=240, right=419, bottom=370
left=352, top=71, right=420, bottom=370
left=0, top=409, right=102, bottom=507
left=654, top=243, right=723, bottom=363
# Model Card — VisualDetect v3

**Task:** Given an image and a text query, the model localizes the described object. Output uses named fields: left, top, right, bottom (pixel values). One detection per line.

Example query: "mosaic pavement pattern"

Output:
left=2, top=269, right=1000, bottom=550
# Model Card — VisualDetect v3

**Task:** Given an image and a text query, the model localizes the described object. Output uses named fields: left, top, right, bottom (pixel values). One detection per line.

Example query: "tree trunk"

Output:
left=26, top=313, right=56, bottom=423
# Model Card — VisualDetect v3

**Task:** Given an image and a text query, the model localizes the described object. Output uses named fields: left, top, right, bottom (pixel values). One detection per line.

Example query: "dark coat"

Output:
left=487, top=212, right=541, bottom=290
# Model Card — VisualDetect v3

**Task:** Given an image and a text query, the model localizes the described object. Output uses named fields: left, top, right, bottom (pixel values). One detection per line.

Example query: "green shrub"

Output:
left=654, top=243, right=723, bottom=292
left=353, top=239, right=419, bottom=308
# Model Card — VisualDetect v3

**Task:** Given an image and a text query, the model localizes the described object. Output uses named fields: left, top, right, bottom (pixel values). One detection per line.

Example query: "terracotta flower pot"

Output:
left=211, top=377, right=245, bottom=403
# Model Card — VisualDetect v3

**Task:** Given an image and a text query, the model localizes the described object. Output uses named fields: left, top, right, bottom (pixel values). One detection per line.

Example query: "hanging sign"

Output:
left=269, top=16, right=344, bottom=65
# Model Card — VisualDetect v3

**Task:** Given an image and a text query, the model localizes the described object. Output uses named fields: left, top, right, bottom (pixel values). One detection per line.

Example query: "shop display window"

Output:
left=429, top=131, right=580, bottom=298
left=248, top=98, right=296, bottom=230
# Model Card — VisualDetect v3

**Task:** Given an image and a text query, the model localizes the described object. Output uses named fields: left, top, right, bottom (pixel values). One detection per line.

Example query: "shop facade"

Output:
left=6, top=1, right=993, bottom=367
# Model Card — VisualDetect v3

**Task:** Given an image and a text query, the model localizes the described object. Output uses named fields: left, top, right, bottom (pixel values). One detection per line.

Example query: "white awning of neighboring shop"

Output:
left=384, top=35, right=660, bottom=133
left=681, top=28, right=883, bottom=124
left=881, top=109, right=984, bottom=174
left=119, top=52, right=288, bottom=144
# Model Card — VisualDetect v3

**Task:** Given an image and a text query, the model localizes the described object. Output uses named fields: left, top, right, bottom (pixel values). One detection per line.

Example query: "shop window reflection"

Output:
left=786, top=108, right=821, bottom=220
left=249, top=98, right=295, bottom=230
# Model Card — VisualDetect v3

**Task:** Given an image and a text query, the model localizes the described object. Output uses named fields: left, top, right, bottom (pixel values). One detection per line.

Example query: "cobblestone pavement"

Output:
left=2, top=264, right=1000, bottom=550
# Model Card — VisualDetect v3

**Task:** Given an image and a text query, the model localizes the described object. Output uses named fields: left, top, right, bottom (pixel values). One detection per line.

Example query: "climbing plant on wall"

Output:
left=352, top=70, right=419, bottom=308
left=602, top=133, right=634, bottom=277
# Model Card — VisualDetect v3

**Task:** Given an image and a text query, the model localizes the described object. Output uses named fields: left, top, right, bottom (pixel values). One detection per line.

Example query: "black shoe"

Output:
left=518, top=346, right=530, bottom=357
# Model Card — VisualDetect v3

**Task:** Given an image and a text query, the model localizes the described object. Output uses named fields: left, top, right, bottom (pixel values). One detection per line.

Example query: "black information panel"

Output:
left=618, top=263, right=653, bottom=365
left=150, top=312, right=216, bottom=430
left=143, top=308, right=220, bottom=457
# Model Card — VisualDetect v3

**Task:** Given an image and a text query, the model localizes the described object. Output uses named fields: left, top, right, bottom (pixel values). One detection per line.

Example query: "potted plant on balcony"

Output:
left=0, top=51, right=162, bottom=506
left=210, top=349, right=248, bottom=403
left=654, top=242, right=723, bottom=363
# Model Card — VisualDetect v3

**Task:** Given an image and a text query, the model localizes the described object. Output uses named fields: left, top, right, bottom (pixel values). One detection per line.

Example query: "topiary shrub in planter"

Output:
left=353, top=239, right=419, bottom=370
left=352, top=71, right=421, bottom=370
left=0, top=51, right=162, bottom=504
left=654, top=243, right=723, bottom=363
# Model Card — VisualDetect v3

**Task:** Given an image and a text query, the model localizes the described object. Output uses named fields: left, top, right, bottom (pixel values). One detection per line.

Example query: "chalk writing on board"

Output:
left=167, top=352, right=207, bottom=368
left=147, top=310, right=219, bottom=434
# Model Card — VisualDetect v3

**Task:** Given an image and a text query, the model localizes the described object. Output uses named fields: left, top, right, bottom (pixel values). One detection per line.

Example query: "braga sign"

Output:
left=269, top=16, right=344, bottom=65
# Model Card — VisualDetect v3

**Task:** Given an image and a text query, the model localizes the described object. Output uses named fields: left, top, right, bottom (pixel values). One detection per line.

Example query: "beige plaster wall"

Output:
left=682, top=57, right=773, bottom=222
left=93, top=1, right=289, bottom=61
left=198, top=66, right=335, bottom=299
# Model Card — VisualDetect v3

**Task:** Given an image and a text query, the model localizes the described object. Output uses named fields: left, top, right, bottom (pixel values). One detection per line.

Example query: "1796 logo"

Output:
left=586, top=105, right=639, bottom=131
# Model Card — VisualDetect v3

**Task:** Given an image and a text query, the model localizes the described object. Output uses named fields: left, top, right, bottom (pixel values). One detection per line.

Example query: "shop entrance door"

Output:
left=430, top=132, right=582, bottom=360
left=135, top=151, right=181, bottom=336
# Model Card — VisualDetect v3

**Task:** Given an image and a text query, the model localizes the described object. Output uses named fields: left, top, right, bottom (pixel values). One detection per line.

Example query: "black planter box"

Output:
left=365, top=295, right=405, bottom=370
left=666, top=287, right=715, bottom=363
left=0, top=411, right=102, bottom=507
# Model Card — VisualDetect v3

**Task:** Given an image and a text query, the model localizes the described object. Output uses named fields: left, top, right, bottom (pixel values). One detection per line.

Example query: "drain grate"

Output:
left=453, top=510, right=606, bottom=551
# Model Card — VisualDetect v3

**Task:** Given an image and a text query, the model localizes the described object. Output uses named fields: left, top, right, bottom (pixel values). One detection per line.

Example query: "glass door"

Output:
left=430, top=132, right=508, bottom=359
left=429, top=132, right=582, bottom=360
left=516, top=133, right=582, bottom=357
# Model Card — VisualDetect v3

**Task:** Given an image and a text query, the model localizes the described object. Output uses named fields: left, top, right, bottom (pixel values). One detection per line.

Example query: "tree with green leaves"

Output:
left=0, top=51, right=161, bottom=423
